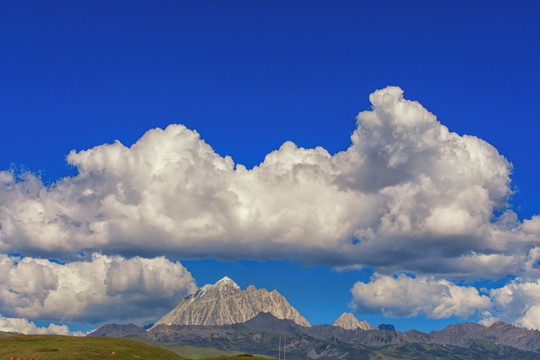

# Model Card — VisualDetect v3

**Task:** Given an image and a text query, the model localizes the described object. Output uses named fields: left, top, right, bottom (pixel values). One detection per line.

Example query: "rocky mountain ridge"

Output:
left=333, top=312, right=373, bottom=330
left=152, top=276, right=311, bottom=328
left=423, top=321, right=540, bottom=351
left=89, top=277, right=540, bottom=358
left=89, top=323, right=146, bottom=337
left=91, top=313, right=540, bottom=359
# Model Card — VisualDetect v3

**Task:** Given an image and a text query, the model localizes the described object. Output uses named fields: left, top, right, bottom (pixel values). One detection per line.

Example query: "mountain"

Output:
left=88, top=323, right=146, bottom=337
left=88, top=277, right=540, bottom=358
left=427, top=321, right=540, bottom=352
left=333, top=312, right=373, bottom=330
left=91, top=313, right=540, bottom=359
left=143, top=314, right=540, bottom=360
left=152, top=276, right=310, bottom=328
left=145, top=314, right=402, bottom=360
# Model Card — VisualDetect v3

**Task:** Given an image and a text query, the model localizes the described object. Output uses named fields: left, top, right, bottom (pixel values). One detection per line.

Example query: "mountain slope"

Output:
left=89, top=323, right=146, bottom=337
left=152, top=276, right=310, bottom=328
left=333, top=312, right=372, bottom=330
left=427, top=321, right=540, bottom=351
left=91, top=313, right=540, bottom=359
left=125, top=334, right=249, bottom=359
left=144, top=314, right=540, bottom=360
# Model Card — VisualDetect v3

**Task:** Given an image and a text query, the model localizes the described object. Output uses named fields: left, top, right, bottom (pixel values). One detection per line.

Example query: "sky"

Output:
left=1, top=0, right=540, bottom=335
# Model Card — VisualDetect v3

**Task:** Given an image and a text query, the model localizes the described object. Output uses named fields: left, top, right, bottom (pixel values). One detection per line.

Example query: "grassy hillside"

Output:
left=2, top=333, right=538, bottom=360
left=365, top=341, right=540, bottom=360
left=125, top=335, right=247, bottom=359
left=0, top=334, right=186, bottom=360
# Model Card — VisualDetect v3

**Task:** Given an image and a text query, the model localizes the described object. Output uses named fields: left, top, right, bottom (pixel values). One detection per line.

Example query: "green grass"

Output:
left=125, top=335, right=246, bottom=359
left=0, top=334, right=186, bottom=360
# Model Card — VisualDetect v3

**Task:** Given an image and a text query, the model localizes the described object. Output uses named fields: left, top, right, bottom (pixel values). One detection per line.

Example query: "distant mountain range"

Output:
left=90, top=277, right=540, bottom=359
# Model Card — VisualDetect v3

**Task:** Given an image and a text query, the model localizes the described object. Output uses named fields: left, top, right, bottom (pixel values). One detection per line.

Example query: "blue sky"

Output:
left=1, top=1, right=540, bottom=334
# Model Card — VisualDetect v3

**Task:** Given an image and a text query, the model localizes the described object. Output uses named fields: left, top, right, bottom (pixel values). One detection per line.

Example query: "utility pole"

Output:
left=277, top=335, right=287, bottom=360
left=284, top=336, right=286, bottom=360
left=278, top=335, right=281, bottom=360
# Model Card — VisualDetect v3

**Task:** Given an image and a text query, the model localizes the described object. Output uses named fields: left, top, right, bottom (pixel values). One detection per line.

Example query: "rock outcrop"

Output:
left=152, top=276, right=310, bottom=328
left=333, top=312, right=373, bottom=330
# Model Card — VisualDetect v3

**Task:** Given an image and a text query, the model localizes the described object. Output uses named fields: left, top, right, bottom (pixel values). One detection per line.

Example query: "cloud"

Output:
left=0, top=314, right=87, bottom=336
left=522, top=215, right=540, bottom=235
left=351, top=273, right=491, bottom=319
left=0, top=254, right=196, bottom=324
left=484, top=276, right=540, bottom=330
left=0, top=86, right=538, bottom=277
left=351, top=249, right=540, bottom=329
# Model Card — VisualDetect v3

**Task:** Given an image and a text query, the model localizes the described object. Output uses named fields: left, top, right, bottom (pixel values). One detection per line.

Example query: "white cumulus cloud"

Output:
left=485, top=276, right=540, bottom=330
left=351, top=273, right=491, bottom=319
left=352, top=254, right=540, bottom=330
left=0, top=86, right=538, bottom=277
left=0, top=254, right=196, bottom=324
left=0, top=314, right=87, bottom=336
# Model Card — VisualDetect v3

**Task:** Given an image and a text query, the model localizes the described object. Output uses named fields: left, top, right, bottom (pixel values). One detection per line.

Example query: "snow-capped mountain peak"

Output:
left=152, top=276, right=310, bottom=328
left=215, top=276, right=240, bottom=289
